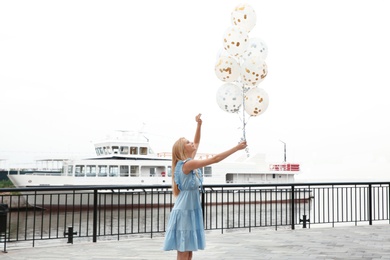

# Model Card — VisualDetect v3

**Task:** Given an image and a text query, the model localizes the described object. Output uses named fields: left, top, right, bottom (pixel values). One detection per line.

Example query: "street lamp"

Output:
left=279, top=140, right=286, bottom=162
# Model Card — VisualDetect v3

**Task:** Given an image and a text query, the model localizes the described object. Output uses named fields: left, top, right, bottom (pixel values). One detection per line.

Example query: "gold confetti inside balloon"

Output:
left=215, top=55, right=240, bottom=82
left=240, top=56, right=268, bottom=87
left=223, top=26, right=249, bottom=57
left=244, top=87, right=269, bottom=116
left=231, top=3, right=257, bottom=32
left=216, top=83, right=243, bottom=113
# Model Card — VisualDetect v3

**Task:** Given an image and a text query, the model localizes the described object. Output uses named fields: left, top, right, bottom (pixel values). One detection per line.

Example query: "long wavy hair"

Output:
left=171, top=137, right=187, bottom=197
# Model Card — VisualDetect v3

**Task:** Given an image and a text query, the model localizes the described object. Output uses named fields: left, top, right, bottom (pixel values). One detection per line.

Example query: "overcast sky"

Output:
left=1, top=0, right=389, bottom=181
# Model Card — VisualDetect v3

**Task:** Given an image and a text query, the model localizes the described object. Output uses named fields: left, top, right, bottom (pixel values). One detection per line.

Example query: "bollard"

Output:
left=0, top=204, right=9, bottom=253
left=299, top=214, right=310, bottom=228
left=64, top=226, right=77, bottom=244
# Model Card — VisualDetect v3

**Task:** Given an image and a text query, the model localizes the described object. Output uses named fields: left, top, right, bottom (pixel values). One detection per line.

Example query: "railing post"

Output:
left=0, top=204, right=8, bottom=253
left=291, top=185, right=295, bottom=230
left=150, top=189, right=153, bottom=239
left=93, top=189, right=98, bottom=242
left=201, top=190, right=205, bottom=224
left=368, top=184, right=372, bottom=225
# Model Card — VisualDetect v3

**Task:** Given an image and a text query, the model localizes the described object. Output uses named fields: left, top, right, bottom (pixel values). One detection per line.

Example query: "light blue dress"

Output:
left=163, top=159, right=205, bottom=252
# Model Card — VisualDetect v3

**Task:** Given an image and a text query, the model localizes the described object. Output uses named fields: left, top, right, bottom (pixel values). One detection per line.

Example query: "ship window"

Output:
left=86, top=166, right=96, bottom=177
left=98, top=165, right=107, bottom=177
left=103, top=146, right=112, bottom=155
left=203, top=167, right=212, bottom=177
left=120, top=166, right=129, bottom=177
left=120, top=146, right=129, bottom=155
left=67, top=166, right=73, bottom=176
left=109, top=166, right=119, bottom=177
left=130, top=166, right=139, bottom=177
left=112, top=146, right=119, bottom=154
left=226, top=174, right=234, bottom=183
left=140, top=147, right=147, bottom=155
left=130, top=147, right=138, bottom=155
left=75, top=165, right=85, bottom=177
left=97, top=147, right=104, bottom=155
left=149, top=168, right=156, bottom=177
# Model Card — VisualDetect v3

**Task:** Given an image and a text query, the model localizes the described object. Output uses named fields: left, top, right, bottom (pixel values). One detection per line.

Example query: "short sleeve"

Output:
left=174, top=160, right=185, bottom=190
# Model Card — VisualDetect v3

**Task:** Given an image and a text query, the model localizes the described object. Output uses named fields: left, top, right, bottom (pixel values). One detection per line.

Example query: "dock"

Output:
left=2, top=224, right=390, bottom=259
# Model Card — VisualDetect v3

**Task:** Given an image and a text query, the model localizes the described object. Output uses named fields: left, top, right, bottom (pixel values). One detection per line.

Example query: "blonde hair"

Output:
left=171, top=137, right=187, bottom=197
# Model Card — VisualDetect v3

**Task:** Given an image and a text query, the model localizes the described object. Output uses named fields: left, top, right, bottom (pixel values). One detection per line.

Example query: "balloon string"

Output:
left=238, top=57, right=249, bottom=157
left=242, top=83, right=246, bottom=141
left=240, top=82, right=250, bottom=157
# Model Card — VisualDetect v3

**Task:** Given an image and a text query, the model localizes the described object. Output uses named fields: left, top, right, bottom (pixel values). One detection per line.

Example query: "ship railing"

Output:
left=0, top=182, right=389, bottom=250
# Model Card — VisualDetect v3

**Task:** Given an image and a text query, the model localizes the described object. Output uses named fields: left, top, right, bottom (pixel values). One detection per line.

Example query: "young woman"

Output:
left=163, top=114, right=247, bottom=260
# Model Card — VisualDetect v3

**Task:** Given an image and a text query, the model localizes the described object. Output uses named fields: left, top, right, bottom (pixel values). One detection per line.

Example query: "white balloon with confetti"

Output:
left=231, top=3, right=257, bottom=32
left=242, top=38, right=268, bottom=60
left=240, top=56, right=268, bottom=87
left=244, top=87, right=269, bottom=117
left=214, top=55, right=241, bottom=82
left=216, top=83, right=243, bottom=113
left=222, top=26, right=249, bottom=57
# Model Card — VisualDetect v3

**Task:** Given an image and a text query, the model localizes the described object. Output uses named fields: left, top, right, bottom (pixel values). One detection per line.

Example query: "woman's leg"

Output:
left=177, top=251, right=192, bottom=260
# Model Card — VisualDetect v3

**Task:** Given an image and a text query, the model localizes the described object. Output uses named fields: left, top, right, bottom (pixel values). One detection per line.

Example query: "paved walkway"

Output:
left=2, top=224, right=390, bottom=259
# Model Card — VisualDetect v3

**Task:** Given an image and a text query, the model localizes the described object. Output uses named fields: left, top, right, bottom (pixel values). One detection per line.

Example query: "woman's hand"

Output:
left=236, top=141, right=248, bottom=151
left=195, top=113, right=202, bottom=125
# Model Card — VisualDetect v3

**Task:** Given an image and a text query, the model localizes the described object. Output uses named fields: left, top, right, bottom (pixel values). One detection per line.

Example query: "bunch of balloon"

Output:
left=214, top=4, right=269, bottom=155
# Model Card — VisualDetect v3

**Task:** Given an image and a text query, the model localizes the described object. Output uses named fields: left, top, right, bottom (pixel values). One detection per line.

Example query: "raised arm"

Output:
left=191, top=113, right=202, bottom=158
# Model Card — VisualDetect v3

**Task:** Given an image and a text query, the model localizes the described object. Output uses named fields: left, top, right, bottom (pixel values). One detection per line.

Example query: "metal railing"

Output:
left=0, top=182, right=389, bottom=250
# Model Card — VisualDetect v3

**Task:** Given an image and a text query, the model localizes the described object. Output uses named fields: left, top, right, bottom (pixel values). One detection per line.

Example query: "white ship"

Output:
left=8, top=132, right=299, bottom=187
left=7, top=132, right=306, bottom=209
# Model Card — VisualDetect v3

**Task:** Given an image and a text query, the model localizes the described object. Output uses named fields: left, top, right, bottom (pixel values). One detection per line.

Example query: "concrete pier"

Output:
left=2, top=224, right=390, bottom=259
